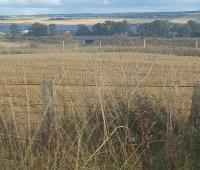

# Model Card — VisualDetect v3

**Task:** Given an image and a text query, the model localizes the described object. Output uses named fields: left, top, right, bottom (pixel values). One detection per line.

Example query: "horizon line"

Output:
left=1, top=10, right=200, bottom=17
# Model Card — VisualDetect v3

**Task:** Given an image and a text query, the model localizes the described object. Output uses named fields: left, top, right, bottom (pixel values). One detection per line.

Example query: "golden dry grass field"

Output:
left=1, top=15, right=194, bottom=25
left=0, top=41, right=200, bottom=169
left=0, top=51, right=198, bottom=127
left=0, top=17, right=154, bottom=25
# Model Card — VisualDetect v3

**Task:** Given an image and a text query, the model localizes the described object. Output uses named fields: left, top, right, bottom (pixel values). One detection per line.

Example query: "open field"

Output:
left=2, top=11, right=200, bottom=30
left=1, top=14, right=200, bottom=25
left=0, top=17, right=154, bottom=25
left=0, top=48, right=200, bottom=169
left=0, top=41, right=200, bottom=169
left=0, top=17, right=197, bottom=25
left=0, top=51, right=197, bottom=122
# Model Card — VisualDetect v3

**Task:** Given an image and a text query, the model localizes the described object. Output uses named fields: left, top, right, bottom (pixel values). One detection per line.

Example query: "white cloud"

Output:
left=33, top=0, right=61, bottom=5
left=0, top=0, right=61, bottom=6
left=103, top=0, right=110, bottom=5
left=19, top=8, right=51, bottom=15
left=0, top=0, right=200, bottom=15
left=0, top=0, right=9, bottom=5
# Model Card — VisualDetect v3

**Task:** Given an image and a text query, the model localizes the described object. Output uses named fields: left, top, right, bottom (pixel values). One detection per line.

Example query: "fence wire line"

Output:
left=0, top=83, right=196, bottom=88
left=0, top=103, right=192, bottom=111
left=0, top=82, right=195, bottom=111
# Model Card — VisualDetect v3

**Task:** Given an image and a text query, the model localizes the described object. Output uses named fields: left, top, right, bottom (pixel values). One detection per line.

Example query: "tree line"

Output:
left=9, top=23, right=59, bottom=38
left=75, top=20, right=130, bottom=36
left=138, top=20, right=200, bottom=37
left=76, top=20, right=200, bottom=37
left=8, top=21, right=130, bottom=38
left=8, top=20, right=200, bottom=38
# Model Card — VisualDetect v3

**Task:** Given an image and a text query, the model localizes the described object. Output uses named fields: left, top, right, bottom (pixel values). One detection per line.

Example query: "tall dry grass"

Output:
left=0, top=48, right=199, bottom=169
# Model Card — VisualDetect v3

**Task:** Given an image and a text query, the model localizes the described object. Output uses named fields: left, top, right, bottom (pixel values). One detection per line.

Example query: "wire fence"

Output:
left=0, top=80, right=196, bottom=113
left=2, top=36, right=200, bottom=56
left=0, top=103, right=192, bottom=111
left=0, top=82, right=196, bottom=88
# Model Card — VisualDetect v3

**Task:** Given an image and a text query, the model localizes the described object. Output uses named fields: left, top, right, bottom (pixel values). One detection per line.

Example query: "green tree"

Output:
left=9, top=23, right=19, bottom=37
left=188, top=20, right=196, bottom=30
left=49, top=24, right=57, bottom=36
left=171, top=23, right=190, bottom=37
left=92, top=20, right=130, bottom=36
left=75, top=25, right=91, bottom=36
left=92, top=23, right=109, bottom=35
left=139, top=20, right=170, bottom=37
left=29, top=23, right=48, bottom=36
left=111, top=20, right=130, bottom=35
left=187, top=20, right=200, bottom=37
left=153, top=20, right=170, bottom=36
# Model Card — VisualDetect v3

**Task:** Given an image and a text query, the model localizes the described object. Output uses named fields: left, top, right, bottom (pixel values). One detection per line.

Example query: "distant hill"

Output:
left=13, top=11, right=200, bottom=20
left=1, top=11, right=200, bottom=30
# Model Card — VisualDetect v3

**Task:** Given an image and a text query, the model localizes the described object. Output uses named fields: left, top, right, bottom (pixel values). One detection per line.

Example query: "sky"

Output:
left=0, top=0, right=200, bottom=15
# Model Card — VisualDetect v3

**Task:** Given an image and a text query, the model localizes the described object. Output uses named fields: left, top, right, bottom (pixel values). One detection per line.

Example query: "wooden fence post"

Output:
left=170, top=48, right=172, bottom=56
left=189, top=82, right=200, bottom=170
left=59, top=64, right=64, bottom=80
left=62, top=41, right=65, bottom=53
left=144, top=38, right=146, bottom=49
left=74, top=40, right=77, bottom=49
left=40, top=80, right=55, bottom=146
left=196, top=39, right=198, bottom=49
left=190, top=82, right=200, bottom=129
left=166, top=83, right=177, bottom=170
left=42, top=80, right=54, bottom=120
left=99, top=41, right=102, bottom=49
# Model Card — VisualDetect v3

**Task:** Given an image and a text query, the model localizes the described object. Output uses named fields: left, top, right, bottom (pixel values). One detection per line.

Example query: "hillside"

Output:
left=1, top=11, right=200, bottom=25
